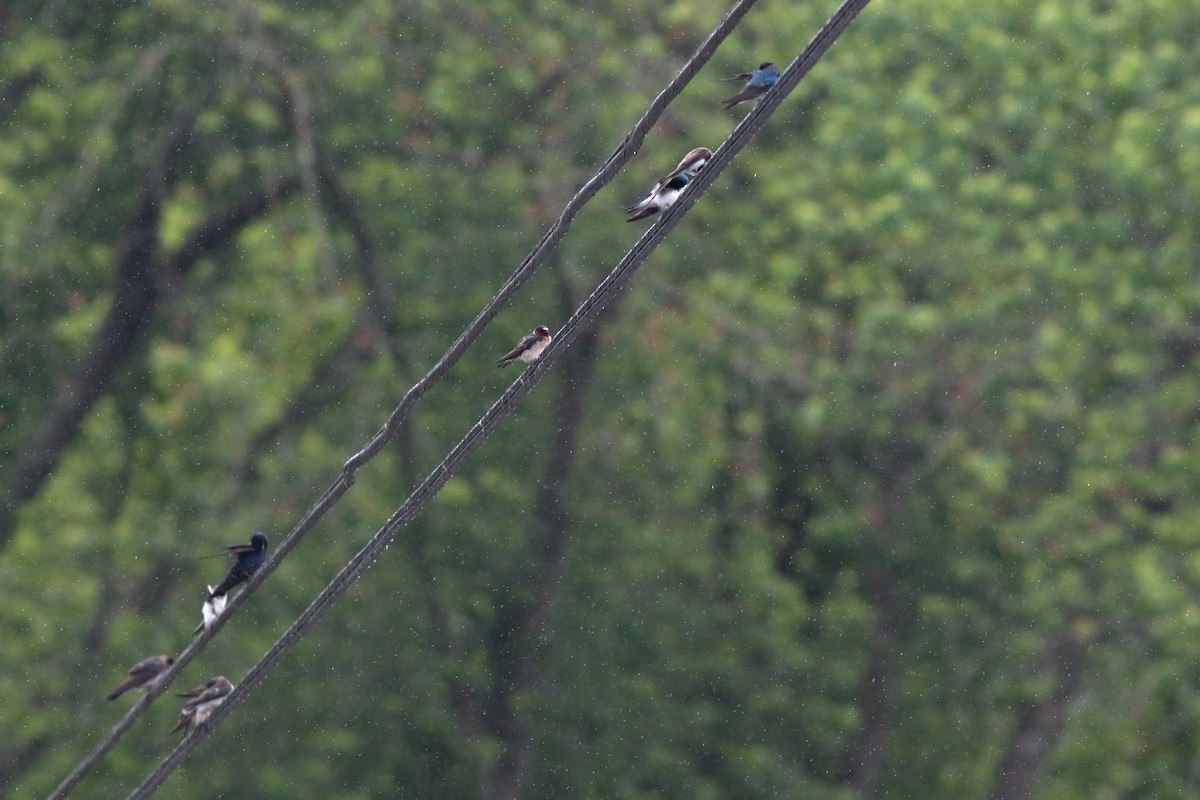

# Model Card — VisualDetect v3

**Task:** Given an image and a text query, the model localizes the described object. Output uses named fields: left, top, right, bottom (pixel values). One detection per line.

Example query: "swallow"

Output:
left=625, top=147, right=713, bottom=222
left=192, top=585, right=228, bottom=635
left=168, top=676, right=235, bottom=737
left=106, top=654, right=175, bottom=701
left=207, top=531, right=269, bottom=599
left=496, top=325, right=552, bottom=368
left=719, top=62, right=779, bottom=110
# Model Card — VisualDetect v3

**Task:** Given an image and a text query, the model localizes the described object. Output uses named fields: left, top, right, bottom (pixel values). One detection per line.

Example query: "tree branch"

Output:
left=0, top=111, right=194, bottom=543
left=987, top=620, right=1087, bottom=800
left=0, top=166, right=298, bottom=549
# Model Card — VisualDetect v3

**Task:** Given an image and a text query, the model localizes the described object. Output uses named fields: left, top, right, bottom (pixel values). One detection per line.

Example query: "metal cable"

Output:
left=44, top=2, right=761, bottom=797
left=122, top=0, right=872, bottom=796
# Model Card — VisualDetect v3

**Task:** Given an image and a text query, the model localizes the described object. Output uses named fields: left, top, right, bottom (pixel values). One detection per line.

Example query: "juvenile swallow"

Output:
left=207, top=531, right=268, bottom=599
left=106, top=654, right=175, bottom=701
left=719, top=62, right=779, bottom=110
left=168, top=676, right=235, bottom=737
left=625, top=147, right=713, bottom=222
left=192, top=585, right=228, bottom=635
left=496, top=325, right=552, bottom=368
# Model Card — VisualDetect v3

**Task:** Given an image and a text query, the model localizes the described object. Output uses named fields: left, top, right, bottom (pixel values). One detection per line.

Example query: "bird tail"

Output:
left=106, top=683, right=131, bottom=701
left=626, top=205, right=658, bottom=222
left=722, top=89, right=759, bottom=110
left=208, top=579, right=235, bottom=600
left=165, top=714, right=190, bottom=738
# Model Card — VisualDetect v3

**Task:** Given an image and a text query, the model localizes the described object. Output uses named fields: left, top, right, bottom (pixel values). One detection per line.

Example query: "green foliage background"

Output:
left=2, top=0, right=1200, bottom=797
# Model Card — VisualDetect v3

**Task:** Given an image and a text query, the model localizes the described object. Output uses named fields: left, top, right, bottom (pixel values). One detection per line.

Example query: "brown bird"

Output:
left=168, top=676, right=235, bottom=737
left=496, top=325, right=552, bottom=368
left=106, top=654, right=174, bottom=701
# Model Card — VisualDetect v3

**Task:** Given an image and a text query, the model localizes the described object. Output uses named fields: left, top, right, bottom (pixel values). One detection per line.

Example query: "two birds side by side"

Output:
left=167, top=676, right=235, bottom=737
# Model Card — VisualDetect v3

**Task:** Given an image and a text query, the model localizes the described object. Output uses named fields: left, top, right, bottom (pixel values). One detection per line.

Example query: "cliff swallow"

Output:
left=496, top=325, right=552, bottom=368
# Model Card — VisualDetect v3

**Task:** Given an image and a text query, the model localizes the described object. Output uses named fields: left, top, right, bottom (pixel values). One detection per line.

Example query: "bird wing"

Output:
left=224, top=542, right=257, bottom=555
left=182, top=687, right=221, bottom=713
left=128, top=656, right=167, bottom=681
left=166, top=712, right=191, bottom=736
left=659, top=162, right=691, bottom=185
left=187, top=678, right=234, bottom=708
left=177, top=680, right=214, bottom=699
left=717, top=72, right=753, bottom=82
left=630, top=171, right=679, bottom=212
left=498, top=333, right=538, bottom=362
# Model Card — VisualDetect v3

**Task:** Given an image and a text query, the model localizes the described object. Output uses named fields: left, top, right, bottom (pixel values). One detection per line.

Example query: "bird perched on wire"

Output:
left=719, top=62, right=779, bottom=110
left=168, top=676, right=235, bottom=737
left=106, top=654, right=175, bottom=701
left=206, top=531, right=269, bottom=599
left=496, top=325, right=552, bottom=368
left=625, top=147, right=713, bottom=222
left=192, top=585, right=228, bottom=635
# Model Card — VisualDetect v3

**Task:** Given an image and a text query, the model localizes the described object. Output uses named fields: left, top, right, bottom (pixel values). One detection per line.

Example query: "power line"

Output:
left=121, top=0, right=873, bottom=797
left=44, top=2, right=761, bottom=798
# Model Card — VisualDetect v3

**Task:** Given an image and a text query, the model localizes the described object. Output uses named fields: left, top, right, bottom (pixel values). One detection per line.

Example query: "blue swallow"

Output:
left=719, top=62, right=779, bottom=110
left=626, top=147, right=713, bottom=222
left=107, top=654, right=174, bottom=700
left=168, top=676, right=234, bottom=736
left=496, top=325, right=552, bottom=368
left=192, top=586, right=228, bottom=635
left=207, top=531, right=268, bottom=599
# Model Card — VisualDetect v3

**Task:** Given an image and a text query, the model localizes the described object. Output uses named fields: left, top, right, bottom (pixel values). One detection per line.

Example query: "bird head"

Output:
left=251, top=532, right=268, bottom=550
left=534, top=325, right=551, bottom=337
left=678, top=147, right=714, bottom=175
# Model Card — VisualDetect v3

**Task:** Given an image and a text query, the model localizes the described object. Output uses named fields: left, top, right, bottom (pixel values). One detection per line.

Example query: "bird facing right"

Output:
left=168, top=676, right=235, bottom=737
left=106, top=654, right=175, bottom=701
left=625, top=147, right=713, bottom=222
left=496, top=325, right=552, bottom=368
left=719, top=62, right=779, bottom=110
left=207, top=531, right=269, bottom=599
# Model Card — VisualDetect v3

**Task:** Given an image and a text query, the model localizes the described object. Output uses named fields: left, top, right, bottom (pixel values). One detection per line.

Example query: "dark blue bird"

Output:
left=207, top=531, right=268, bottom=599
left=719, top=62, right=779, bottom=110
